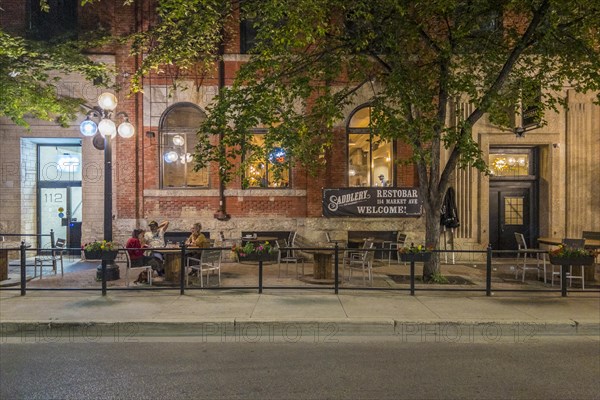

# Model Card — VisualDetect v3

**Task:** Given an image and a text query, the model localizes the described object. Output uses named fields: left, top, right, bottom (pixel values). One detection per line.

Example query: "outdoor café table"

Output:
left=537, top=237, right=600, bottom=248
left=241, top=236, right=278, bottom=243
left=299, top=243, right=337, bottom=284
left=160, top=246, right=202, bottom=283
left=0, top=241, right=30, bottom=281
left=537, top=237, right=600, bottom=283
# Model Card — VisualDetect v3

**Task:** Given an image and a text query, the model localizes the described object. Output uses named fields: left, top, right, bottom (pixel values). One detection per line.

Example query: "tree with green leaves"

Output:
left=0, top=27, right=110, bottom=128
left=134, top=0, right=600, bottom=279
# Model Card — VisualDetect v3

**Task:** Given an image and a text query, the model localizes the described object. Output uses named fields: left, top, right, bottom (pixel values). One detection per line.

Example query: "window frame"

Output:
left=28, top=0, right=78, bottom=40
left=346, top=105, right=395, bottom=188
left=240, top=18, right=257, bottom=54
left=242, top=130, right=291, bottom=189
left=159, top=103, right=209, bottom=189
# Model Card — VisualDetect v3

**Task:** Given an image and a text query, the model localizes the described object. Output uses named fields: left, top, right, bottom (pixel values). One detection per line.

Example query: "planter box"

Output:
left=85, top=250, right=119, bottom=261
left=237, top=252, right=279, bottom=263
left=549, top=255, right=595, bottom=266
left=399, top=252, right=432, bottom=262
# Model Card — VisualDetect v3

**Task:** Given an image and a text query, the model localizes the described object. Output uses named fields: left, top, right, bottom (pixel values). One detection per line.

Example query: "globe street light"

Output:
left=80, top=93, right=134, bottom=290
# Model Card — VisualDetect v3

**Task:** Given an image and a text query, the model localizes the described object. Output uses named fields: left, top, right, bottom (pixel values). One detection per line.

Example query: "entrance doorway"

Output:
left=488, top=148, right=538, bottom=254
left=37, top=144, right=83, bottom=255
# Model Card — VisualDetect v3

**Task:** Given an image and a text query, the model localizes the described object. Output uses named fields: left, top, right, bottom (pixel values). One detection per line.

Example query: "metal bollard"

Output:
left=334, top=243, right=339, bottom=294
left=180, top=242, right=186, bottom=295
left=20, top=241, right=26, bottom=296
left=486, top=244, right=492, bottom=296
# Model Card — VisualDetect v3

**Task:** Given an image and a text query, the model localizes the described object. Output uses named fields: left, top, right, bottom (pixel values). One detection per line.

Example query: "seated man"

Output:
left=144, top=220, right=169, bottom=275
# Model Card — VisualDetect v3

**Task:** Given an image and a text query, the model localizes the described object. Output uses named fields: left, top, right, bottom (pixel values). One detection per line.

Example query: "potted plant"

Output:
left=232, top=241, right=279, bottom=262
left=398, top=244, right=433, bottom=262
left=83, top=240, right=119, bottom=261
left=548, top=245, right=597, bottom=266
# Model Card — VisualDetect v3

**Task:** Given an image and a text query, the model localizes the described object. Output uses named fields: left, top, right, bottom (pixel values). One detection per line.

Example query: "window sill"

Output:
left=144, top=188, right=307, bottom=197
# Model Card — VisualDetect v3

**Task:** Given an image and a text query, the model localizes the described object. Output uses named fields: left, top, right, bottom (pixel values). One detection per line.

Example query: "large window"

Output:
left=489, top=148, right=535, bottom=178
left=160, top=103, right=208, bottom=188
left=244, top=133, right=290, bottom=188
left=347, top=106, right=393, bottom=187
left=240, top=18, right=257, bottom=54
left=28, top=0, right=78, bottom=40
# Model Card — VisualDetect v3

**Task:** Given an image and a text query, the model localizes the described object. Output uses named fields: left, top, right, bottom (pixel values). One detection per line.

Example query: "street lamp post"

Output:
left=80, top=93, right=134, bottom=294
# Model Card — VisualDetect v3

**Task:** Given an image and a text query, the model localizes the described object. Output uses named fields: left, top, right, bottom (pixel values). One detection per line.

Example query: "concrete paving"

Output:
left=1, top=257, right=599, bottom=341
left=1, top=289, right=599, bottom=341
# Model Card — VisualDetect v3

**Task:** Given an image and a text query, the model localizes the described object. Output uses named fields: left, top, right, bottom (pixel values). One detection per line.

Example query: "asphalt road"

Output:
left=1, top=338, right=599, bottom=399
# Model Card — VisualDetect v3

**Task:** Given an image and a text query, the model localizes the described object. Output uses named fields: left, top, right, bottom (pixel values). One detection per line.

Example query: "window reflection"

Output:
left=245, top=134, right=290, bottom=188
left=160, top=103, right=209, bottom=188
left=489, top=153, right=530, bottom=177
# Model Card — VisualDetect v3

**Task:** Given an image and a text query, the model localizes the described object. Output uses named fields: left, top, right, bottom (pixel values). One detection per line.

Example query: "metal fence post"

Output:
left=180, top=242, right=186, bottom=295
left=561, top=266, right=568, bottom=297
left=258, top=260, right=263, bottom=294
left=409, top=256, right=415, bottom=296
left=334, top=243, right=339, bottom=294
left=486, top=244, right=492, bottom=296
left=20, top=241, right=26, bottom=296
left=101, top=259, right=107, bottom=296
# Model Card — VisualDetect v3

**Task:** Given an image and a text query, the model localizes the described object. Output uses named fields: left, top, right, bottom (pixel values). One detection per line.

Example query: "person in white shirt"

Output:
left=144, top=220, right=169, bottom=248
left=144, top=220, right=169, bottom=274
left=378, top=174, right=389, bottom=187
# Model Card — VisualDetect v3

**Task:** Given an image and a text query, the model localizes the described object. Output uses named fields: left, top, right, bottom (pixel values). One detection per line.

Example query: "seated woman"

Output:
left=126, top=229, right=162, bottom=274
left=185, top=223, right=211, bottom=260
left=186, top=223, right=210, bottom=248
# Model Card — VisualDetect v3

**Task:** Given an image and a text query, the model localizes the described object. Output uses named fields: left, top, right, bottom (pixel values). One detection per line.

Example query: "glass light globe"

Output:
left=80, top=119, right=98, bottom=136
left=98, top=118, right=117, bottom=138
left=179, top=153, right=193, bottom=164
left=98, top=92, right=118, bottom=111
left=118, top=121, right=135, bottom=138
left=172, top=134, right=185, bottom=146
left=164, top=151, right=179, bottom=163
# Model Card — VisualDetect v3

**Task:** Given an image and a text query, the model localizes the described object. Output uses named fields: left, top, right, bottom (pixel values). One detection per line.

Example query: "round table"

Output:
left=299, top=243, right=339, bottom=284
left=159, top=247, right=203, bottom=284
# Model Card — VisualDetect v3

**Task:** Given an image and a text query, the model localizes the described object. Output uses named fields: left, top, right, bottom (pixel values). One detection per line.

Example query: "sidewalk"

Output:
left=1, top=289, right=599, bottom=341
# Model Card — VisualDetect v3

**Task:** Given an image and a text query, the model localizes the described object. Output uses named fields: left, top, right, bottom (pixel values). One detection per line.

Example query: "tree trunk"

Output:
left=423, top=205, right=442, bottom=281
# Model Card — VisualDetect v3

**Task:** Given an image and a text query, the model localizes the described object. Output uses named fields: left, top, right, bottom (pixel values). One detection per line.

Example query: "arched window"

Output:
left=160, top=103, right=208, bottom=188
left=347, top=105, right=393, bottom=187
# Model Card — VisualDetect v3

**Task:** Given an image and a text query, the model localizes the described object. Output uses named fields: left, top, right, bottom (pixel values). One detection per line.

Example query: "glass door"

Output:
left=37, top=144, right=82, bottom=253
left=39, top=188, right=68, bottom=249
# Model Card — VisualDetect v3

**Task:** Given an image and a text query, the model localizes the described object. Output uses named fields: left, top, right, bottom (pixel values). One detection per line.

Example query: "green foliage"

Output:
left=83, top=240, right=118, bottom=252
left=129, top=0, right=229, bottom=93
left=0, top=29, right=112, bottom=128
left=427, top=272, right=449, bottom=284
left=549, top=245, right=598, bottom=258
left=398, top=244, right=433, bottom=254
left=129, top=0, right=600, bottom=187
left=231, top=241, right=277, bottom=256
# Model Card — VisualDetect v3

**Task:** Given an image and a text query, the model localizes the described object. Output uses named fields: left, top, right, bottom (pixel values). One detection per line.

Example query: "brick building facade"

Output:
left=1, top=1, right=598, bottom=259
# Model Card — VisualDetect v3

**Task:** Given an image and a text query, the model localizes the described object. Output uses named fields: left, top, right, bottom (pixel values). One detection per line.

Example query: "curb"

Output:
left=1, top=319, right=598, bottom=343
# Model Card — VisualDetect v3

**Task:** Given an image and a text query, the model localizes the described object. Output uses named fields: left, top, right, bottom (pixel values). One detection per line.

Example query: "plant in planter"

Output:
left=232, top=241, right=278, bottom=262
left=83, top=240, right=119, bottom=261
left=548, top=245, right=597, bottom=266
left=398, top=244, right=433, bottom=262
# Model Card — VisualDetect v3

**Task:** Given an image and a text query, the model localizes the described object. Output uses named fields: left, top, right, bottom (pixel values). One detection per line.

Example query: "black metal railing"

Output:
left=1, top=242, right=597, bottom=298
